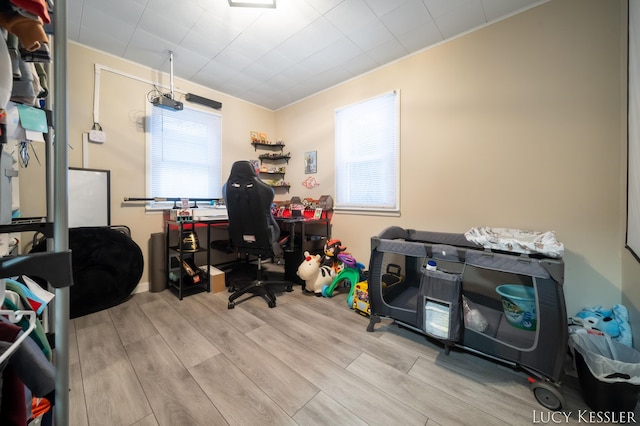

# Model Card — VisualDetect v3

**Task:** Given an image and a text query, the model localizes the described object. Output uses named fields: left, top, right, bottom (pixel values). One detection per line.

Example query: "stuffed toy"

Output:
left=297, top=251, right=335, bottom=295
left=571, top=304, right=632, bottom=347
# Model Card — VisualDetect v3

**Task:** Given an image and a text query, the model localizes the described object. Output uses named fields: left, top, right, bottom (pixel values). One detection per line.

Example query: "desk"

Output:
left=276, top=216, right=331, bottom=253
left=276, top=216, right=332, bottom=286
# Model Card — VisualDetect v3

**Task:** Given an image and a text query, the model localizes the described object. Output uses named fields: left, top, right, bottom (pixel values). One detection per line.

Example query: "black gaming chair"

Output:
left=224, top=160, right=292, bottom=309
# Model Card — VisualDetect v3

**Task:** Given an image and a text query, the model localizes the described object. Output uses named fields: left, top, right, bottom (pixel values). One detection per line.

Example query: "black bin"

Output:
left=571, top=333, right=640, bottom=412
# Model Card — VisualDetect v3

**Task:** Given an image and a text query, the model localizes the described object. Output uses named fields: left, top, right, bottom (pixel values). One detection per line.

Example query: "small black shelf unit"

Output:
left=0, top=219, right=73, bottom=289
left=165, top=220, right=212, bottom=300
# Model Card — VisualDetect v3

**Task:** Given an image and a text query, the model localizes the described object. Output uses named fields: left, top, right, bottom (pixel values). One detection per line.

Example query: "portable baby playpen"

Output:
left=366, top=226, right=567, bottom=409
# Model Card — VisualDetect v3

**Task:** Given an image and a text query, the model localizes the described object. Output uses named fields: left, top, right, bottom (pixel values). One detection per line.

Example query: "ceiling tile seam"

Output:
left=479, top=0, right=489, bottom=23
left=365, top=1, right=429, bottom=58
left=313, top=0, right=347, bottom=17
left=233, top=14, right=343, bottom=88
left=188, top=8, right=266, bottom=82
left=420, top=0, right=445, bottom=40
left=74, top=0, right=86, bottom=41
left=171, top=3, right=216, bottom=53
left=122, top=0, right=152, bottom=60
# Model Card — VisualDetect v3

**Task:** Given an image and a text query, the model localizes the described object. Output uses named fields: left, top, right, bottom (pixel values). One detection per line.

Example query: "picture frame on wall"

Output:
left=304, top=151, right=317, bottom=174
left=249, top=159, right=260, bottom=174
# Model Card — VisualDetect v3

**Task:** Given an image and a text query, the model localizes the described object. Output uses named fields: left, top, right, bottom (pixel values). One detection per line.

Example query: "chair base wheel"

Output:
left=268, top=300, right=276, bottom=308
left=228, top=302, right=235, bottom=309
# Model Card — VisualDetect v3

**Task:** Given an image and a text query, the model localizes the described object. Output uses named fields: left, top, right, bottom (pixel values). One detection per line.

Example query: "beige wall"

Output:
left=277, top=0, right=627, bottom=320
left=59, top=44, right=276, bottom=289
left=31, top=0, right=637, bottom=337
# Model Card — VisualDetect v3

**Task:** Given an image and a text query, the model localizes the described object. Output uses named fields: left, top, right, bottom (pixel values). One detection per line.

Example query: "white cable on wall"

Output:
left=94, top=63, right=187, bottom=96
left=93, top=64, right=101, bottom=124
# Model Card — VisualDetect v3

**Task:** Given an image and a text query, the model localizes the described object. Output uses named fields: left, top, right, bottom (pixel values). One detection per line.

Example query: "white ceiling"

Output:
left=67, top=0, right=546, bottom=110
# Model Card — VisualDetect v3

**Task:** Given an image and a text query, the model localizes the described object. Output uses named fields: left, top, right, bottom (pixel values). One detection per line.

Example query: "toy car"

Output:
left=352, top=280, right=371, bottom=316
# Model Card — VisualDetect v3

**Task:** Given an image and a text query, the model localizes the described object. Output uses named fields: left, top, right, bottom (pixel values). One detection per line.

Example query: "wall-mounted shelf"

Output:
left=252, top=141, right=285, bottom=150
left=269, top=184, right=290, bottom=192
left=258, top=153, right=290, bottom=163
left=253, top=139, right=291, bottom=191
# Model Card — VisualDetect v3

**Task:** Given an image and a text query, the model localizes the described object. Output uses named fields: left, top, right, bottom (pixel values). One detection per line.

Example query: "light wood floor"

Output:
left=67, top=277, right=629, bottom=426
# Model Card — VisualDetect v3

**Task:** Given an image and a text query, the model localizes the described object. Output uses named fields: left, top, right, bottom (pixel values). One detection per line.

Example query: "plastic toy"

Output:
left=352, top=281, right=370, bottom=316
left=322, top=253, right=366, bottom=307
left=322, top=239, right=347, bottom=273
left=297, top=251, right=335, bottom=295
left=572, top=305, right=632, bottom=347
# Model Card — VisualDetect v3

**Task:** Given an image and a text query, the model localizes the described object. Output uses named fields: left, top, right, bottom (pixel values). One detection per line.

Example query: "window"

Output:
left=146, top=104, right=222, bottom=209
left=335, top=91, right=399, bottom=214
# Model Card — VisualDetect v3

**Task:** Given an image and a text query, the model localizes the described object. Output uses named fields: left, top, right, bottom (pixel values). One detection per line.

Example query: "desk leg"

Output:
left=288, top=222, right=296, bottom=251
left=284, top=248, right=305, bottom=288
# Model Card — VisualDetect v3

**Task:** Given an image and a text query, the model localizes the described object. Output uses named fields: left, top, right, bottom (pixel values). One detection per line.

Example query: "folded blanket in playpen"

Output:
left=464, top=227, right=564, bottom=258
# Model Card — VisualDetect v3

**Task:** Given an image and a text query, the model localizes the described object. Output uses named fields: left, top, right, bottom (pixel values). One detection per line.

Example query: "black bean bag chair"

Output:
left=32, top=226, right=143, bottom=318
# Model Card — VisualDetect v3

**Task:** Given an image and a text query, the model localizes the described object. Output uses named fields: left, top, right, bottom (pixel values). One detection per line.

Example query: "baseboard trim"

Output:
left=134, top=281, right=149, bottom=294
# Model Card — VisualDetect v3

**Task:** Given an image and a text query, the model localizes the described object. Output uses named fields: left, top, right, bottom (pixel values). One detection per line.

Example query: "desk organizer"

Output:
left=366, top=226, right=567, bottom=410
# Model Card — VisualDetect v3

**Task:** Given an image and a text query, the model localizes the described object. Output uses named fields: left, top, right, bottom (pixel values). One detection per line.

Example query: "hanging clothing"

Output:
left=9, top=0, right=50, bottom=24
left=5, top=279, right=46, bottom=315
left=0, top=321, right=55, bottom=425
left=2, top=298, right=51, bottom=361
left=0, top=12, right=47, bottom=52
left=0, top=320, right=21, bottom=369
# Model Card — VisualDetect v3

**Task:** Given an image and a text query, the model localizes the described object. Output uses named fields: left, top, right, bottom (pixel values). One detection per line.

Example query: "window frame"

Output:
left=145, top=102, right=223, bottom=211
left=334, top=90, right=400, bottom=215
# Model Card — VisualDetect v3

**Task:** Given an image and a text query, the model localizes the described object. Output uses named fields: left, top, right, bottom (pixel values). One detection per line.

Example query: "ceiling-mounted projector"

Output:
left=151, top=50, right=183, bottom=111
left=152, top=94, right=183, bottom=111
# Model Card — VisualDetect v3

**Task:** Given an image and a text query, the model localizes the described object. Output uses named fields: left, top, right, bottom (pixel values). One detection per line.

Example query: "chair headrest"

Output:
left=229, top=161, right=257, bottom=181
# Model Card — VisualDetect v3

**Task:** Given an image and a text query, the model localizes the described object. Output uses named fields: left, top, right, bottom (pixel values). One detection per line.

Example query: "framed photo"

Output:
left=250, top=131, right=259, bottom=143
left=277, top=206, right=285, bottom=217
left=304, top=151, right=317, bottom=174
left=249, top=159, right=260, bottom=174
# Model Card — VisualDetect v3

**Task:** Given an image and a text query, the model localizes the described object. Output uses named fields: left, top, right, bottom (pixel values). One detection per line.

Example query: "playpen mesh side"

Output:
left=368, top=237, right=427, bottom=325
left=465, top=250, right=550, bottom=278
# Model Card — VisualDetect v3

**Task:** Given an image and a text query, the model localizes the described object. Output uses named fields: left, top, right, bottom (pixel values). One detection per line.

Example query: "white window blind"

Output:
left=147, top=105, right=222, bottom=208
left=335, top=91, right=399, bottom=213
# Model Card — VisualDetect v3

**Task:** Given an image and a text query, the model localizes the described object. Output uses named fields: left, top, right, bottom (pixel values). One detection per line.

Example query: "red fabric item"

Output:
left=0, top=323, right=25, bottom=425
left=0, top=321, right=21, bottom=342
left=9, top=0, right=50, bottom=24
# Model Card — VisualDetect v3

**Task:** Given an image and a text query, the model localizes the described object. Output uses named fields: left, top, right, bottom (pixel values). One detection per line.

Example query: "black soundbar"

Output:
left=185, top=93, right=222, bottom=110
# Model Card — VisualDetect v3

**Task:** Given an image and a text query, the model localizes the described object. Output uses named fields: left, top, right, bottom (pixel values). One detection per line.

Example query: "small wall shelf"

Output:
left=252, top=141, right=285, bottom=150
left=258, top=153, right=291, bottom=163
left=252, top=139, right=291, bottom=191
